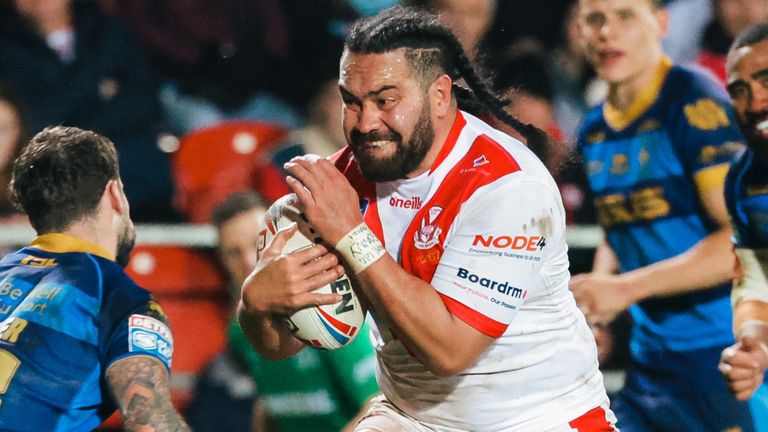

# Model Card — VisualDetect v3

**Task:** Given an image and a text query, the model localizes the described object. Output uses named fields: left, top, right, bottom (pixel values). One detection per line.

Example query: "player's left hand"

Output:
left=570, top=272, right=633, bottom=325
left=719, top=335, right=768, bottom=401
left=284, top=155, right=363, bottom=246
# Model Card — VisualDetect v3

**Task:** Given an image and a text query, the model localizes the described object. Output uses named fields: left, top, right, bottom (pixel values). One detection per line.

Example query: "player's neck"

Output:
left=608, top=52, right=665, bottom=111
left=61, top=219, right=117, bottom=261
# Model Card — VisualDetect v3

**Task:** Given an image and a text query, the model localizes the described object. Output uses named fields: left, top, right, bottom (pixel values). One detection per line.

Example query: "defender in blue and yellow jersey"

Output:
left=718, top=23, right=768, bottom=428
left=0, top=234, right=172, bottom=431
left=0, top=126, right=189, bottom=431
left=573, top=0, right=766, bottom=430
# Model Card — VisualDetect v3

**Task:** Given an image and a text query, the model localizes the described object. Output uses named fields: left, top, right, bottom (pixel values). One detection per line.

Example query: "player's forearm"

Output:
left=237, top=301, right=304, bottom=360
left=621, top=227, right=737, bottom=302
left=592, top=238, right=619, bottom=275
left=106, top=356, right=191, bottom=432
left=354, top=257, right=492, bottom=376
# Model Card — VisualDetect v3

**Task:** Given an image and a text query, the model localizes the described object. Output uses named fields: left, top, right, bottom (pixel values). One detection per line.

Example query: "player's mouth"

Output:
left=362, top=140, right=396, bottom=149
left=351, top=129, right=402, bottom=154
left=597, top=49, right=624, bottom=67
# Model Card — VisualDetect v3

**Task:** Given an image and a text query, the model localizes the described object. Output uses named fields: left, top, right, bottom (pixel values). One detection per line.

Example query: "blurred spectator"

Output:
left=661, top=0, right=713, bottom=64
left=185, top=193, right=270, bottom=432
left=491, top=46, right=596, bottom=226
left=271, top=77, right=347, bottom=168
left=0, top=84, right=27, bottom=223
left=118, top=0, right=358, bottom=134
left=696, top=0, right=768, bottom=84
left=407, top=0, right=572, bottom=65
left=549, top=0, right=605, bottom=146
left=0, top=0, right=175, bottom=221
left=211, top=191, right=380, bottom=432
left=490, top=43, right=567, bottom=168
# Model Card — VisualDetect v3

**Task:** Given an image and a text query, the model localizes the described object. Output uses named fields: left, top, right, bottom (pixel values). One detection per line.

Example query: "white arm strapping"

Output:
left=733, top=248, right=768, bottom=306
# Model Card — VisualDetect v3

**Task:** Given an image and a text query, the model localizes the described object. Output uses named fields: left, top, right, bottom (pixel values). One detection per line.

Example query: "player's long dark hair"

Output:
left=344, top=6, right=555, bottom=171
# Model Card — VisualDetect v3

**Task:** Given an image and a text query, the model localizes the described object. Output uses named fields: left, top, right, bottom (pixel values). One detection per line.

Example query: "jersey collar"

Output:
left=30, top=233, right=115, bottom=261
left=603, top=55, right=672, bottom=131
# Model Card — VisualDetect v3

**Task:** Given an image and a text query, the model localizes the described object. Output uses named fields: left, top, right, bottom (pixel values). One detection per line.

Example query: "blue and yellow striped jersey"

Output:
left=0, top=234, right=173, bottom=431
left=577, top=57, right=744, bottom=362
left=726, top=149, right=768, bottom=249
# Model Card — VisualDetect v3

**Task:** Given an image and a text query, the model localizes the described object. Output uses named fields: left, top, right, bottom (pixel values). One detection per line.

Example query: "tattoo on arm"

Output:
left=106, top=356, right=190, bottom=432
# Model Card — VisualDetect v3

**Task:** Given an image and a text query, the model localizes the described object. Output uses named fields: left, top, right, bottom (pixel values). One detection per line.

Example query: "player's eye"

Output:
left=342, top=97, right=361, bottom=112
left=759, top=75, right=768, bottom=90
left=727, top=84, right=749, bottom=102
left=584, top=13, right=605, bottom=28
left=376, top=98, right=397, bottom=110
left=617, top=9, right=634, bottom=20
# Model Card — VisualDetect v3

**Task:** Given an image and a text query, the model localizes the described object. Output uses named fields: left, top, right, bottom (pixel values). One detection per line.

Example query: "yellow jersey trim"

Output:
left=30, top=233, right=115, bottom=261
left=693, top=163, right=730, bottom=193
left=604, top=56, right=673, bottom=131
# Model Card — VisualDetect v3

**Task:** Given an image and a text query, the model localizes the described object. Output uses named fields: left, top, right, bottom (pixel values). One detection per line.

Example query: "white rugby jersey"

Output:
left=334, top=111, right=610, bottom=431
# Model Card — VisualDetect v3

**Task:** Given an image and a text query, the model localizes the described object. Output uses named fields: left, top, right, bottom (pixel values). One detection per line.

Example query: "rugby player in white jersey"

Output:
left=238, top=6, right=617, bottom=432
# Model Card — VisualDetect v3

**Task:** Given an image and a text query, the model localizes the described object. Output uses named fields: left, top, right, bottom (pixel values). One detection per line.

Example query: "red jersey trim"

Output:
left=439, top=293, right=507, bottom=338
left=429, top=111, right=467, bottom=174
left=568, top=407, right=615, bottom=431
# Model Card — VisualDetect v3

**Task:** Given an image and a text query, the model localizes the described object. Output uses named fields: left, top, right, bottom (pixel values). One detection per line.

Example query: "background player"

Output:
left=572, top=0, right=765, bottom=430
left=211, top=191, right=379, bottom=432
left=239, top=6, right=617, bottom=432
left=0, top=126, right=189, bottom=431
left=719, top=23, right=768, bottom=412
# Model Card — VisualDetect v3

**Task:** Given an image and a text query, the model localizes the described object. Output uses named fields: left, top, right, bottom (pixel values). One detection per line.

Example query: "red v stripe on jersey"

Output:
left=402, top=134, right=521, bottom=282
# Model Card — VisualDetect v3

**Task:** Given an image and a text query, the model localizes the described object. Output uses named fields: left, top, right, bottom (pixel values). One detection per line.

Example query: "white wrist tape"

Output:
left=733, top=248, right=768, bottom=306
left=335, top=223, right=386, bottom=274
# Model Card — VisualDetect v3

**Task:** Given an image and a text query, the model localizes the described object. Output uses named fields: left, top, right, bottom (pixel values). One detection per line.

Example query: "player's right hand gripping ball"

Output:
left=262, top=194, right=365, bottom=350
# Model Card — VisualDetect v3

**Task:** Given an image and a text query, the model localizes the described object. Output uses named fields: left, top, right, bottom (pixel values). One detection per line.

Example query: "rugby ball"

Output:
left=260, top=194, right=364, bottom=350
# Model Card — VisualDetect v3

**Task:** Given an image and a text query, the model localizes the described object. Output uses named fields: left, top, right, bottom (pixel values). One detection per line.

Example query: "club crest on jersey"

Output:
left=414, top=206, right=443, bottom=250
left=473, top=154, right=489, bottom=167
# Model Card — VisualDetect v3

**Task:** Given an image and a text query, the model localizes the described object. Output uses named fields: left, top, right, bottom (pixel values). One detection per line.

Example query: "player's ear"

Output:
left=105, top=179, right=127, bottom=215
left=431, top=74, right=453, bottom=118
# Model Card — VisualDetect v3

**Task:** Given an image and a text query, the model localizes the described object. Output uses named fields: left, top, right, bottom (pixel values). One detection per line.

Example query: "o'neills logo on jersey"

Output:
left=414, top=205, right=443, bottom=250
left=389, top=196, right=422, bottom=209
left=457, top=267, right=527, bottom=299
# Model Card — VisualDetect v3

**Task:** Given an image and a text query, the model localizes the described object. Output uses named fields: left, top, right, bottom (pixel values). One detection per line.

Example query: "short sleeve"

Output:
left=103, top=297, right=174, bottom=371
left=670, top=82, right=744, bottom=192
left=430, top=176, right=564, bottom=337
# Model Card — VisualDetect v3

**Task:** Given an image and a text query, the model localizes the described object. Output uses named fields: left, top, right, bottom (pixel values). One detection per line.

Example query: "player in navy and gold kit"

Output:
left=719, top=23, right=768, bottom=425
left=573, top=0, right=767, bottom=430
left=0, top=127, right=189, bottom=431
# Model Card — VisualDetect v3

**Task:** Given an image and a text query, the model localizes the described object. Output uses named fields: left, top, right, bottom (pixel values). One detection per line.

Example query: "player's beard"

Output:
left=350, top=101, right=434, bottom=182
left=115, top=216, right=136, bottom=268
left=740, top=109, right=768, bottom=163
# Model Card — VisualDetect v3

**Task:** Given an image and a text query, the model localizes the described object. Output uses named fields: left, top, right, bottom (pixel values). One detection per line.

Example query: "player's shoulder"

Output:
left=664, top=64, right=731, bottom=106
left=87, top=255, right=152, bottom=305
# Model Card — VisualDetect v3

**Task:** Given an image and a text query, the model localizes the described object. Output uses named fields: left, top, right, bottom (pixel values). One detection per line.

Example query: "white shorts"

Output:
left=354, top=395, right=619, bottom=432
